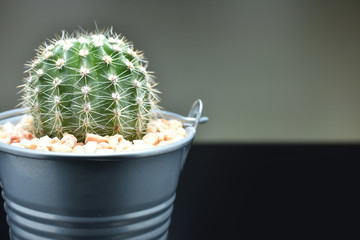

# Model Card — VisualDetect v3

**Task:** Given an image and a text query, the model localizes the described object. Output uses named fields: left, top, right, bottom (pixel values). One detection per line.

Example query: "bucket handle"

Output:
left=160, top=99, right=208, bottom=130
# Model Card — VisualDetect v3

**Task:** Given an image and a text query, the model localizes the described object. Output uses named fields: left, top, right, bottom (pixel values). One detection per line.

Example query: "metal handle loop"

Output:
left=187, top=99, right=203, bottom=129
left=159, top=99, right=208, bottom=130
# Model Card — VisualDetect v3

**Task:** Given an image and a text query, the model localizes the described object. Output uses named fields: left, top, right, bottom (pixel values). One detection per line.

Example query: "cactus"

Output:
left=20, top=29, right=160, bottom=142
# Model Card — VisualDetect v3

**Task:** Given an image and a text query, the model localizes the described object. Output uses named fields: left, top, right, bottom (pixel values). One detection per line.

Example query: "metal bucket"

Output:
left=0, top=100, right=207, bottom=240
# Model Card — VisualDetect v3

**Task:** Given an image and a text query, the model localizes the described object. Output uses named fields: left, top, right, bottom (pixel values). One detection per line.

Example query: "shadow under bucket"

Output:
left=0, top=100, right=207, bottom=240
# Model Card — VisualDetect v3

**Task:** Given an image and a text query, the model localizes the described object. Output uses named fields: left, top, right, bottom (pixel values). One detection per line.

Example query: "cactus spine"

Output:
left=21, top=29, right=160, bottom=142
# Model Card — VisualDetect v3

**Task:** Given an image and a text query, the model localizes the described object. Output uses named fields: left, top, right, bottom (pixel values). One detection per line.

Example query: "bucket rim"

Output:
left=0, top=109, right=196, bottom=161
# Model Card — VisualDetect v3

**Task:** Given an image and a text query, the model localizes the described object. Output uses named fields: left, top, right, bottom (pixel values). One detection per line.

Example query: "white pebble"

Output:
left=107, top=134, right=123, bottom=150
left=50, top=143, right=73, bottom=153
left=0, top=137, right=11, bottom=144
left=85, top=141, right=97, bottom=153
left=142, top=133, right=158, bottom=145
left=10, top=143, right=25, bottom=148
left=72, top=145, right=85, bottom=154
left=19, top=139, right=32, bottom=148
left=133, top=140, right=152, bottom=150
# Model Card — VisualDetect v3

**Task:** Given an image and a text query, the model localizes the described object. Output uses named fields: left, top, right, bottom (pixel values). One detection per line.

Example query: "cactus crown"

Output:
left=20, top=29, right=160, bottom=142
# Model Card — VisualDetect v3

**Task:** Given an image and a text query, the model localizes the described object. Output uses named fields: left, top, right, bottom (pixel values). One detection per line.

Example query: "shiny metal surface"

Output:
left=3, top=191, right=174, bottom=240
left=0, top=100, right=206, bottom=240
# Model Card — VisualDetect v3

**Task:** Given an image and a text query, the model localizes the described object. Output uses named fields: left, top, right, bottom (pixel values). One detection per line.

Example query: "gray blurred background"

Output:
left=0, top=0, right=359, bottom=143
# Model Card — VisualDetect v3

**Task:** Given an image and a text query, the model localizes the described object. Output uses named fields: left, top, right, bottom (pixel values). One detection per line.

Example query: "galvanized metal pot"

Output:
left=0, top=100, right=207, bottom=240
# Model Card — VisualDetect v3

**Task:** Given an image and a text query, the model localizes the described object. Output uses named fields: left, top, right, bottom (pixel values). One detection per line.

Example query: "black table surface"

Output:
left=1, top=143, right=359, bottom=240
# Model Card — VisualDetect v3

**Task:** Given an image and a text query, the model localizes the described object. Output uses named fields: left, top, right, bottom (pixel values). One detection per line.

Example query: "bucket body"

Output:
left=0, top=108, right=198, bottom=240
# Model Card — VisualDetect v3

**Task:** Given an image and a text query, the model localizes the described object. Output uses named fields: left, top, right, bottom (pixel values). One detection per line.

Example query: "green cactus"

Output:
left=20, top=29, right=160, bottom=142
